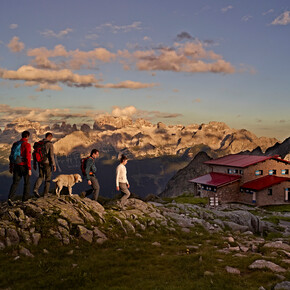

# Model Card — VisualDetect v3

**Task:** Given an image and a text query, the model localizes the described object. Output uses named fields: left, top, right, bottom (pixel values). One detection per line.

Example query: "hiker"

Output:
left=81, top=149, right=100, bottom=201
left=116, top=154, right=131, bottom=208
left=8, top=130, right=32, bottom=205
left=33, top=132, right=56, bottom=197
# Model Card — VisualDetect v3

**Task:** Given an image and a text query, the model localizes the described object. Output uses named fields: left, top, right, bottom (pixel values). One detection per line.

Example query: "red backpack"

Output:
left=80, top=156, right=93, bottom=176
left=33, top=140, right=48, bottom=163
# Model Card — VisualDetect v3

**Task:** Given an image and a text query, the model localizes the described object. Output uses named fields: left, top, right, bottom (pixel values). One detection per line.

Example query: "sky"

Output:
left=0, top=0, right=289, bottom=141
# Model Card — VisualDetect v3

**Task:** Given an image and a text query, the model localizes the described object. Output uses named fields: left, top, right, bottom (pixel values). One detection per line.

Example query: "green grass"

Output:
left=162, top=194, right=208, bottom=206
left=0, top=225, right=288, bottom=290
left=261, top=204, right=290, bottom=212
left=262, top=215, right=290, bottom=225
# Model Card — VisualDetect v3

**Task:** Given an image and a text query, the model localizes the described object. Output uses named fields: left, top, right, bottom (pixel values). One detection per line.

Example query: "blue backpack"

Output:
left=9, top=141, right=23, bottom=164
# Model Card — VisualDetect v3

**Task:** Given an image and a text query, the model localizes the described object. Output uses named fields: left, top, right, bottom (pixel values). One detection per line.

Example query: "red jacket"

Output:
left=10, top=138, right=32, bottom=170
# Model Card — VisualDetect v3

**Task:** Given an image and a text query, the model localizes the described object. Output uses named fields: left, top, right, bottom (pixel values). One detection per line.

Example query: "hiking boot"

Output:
left=8, top=199, right=14, bottom=206
left=33, top=191, right=40, bottom=198
left=80, top=191, right=86, bottom=198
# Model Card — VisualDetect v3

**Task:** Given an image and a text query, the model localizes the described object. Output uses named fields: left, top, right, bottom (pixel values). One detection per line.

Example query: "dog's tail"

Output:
left=52, top=178, right=58, bottom=182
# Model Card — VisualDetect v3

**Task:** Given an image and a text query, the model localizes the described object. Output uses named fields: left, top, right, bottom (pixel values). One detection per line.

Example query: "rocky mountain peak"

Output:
left=4, top=118, right=42, bottom=134
left=93, top=115, right=133, bottom=131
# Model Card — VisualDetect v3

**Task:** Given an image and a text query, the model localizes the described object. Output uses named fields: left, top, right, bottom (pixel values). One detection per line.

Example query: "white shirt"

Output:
left=116, top=163, right=128, bottom=187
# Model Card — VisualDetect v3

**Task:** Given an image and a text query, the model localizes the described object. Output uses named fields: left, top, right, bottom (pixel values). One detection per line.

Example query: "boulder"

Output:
left=93, top=227, right=108, bottom=244
left=19, top=247, right=34, bottom=258
left=249, top=260, right=286, bottom=273
left=263, top=241, right=290, bottom=251
left=6, top=228, right=19, bottom=245
left=225, top=266, right=240, bottom=275
left=77, top=225, right=93, bottom=243
left=213, top=210, right=262, bottom=233
left=274, top=281, right=290, bottom=290
left=32, top=233, right=41, bottom=246
left=223, top=221, right=248, bottom=233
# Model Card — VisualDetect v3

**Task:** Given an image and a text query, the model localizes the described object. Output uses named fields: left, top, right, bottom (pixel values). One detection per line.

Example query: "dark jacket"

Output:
left=85, top=157, right=96, bottom=181
left=33, top=138, right=56, bottom=168
left=43, top=139, right=56, bottom=167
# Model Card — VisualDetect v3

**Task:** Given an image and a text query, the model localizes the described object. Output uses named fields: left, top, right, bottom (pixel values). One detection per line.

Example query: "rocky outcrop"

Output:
left=0, top=195, right=168, bottom=249
left=80, top=124, right=91, bottom=133
left=249, top=260, right=287, bottom=273
left=0, top=195, right=273, bottom=250
left=93, top=115, right=133, bottom=131
left=265, top=137, right=290, bottom=159
left=1, top=194, right=289, bottom=289
left=159, top=151, right=211, bottom=197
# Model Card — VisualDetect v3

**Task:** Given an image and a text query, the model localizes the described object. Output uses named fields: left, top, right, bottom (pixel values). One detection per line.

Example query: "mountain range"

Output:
left=0, top=117, right=288, bottom=200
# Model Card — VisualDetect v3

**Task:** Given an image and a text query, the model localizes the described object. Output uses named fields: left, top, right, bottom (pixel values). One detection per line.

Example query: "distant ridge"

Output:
left=0, top=118, right=282, bottom=159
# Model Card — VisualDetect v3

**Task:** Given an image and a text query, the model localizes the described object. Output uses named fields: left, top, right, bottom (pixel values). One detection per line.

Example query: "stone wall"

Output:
left=256, top=181, right=290, bottom=206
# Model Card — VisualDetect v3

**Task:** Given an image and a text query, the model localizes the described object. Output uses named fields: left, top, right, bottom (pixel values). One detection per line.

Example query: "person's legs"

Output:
left=119, top=183, right=131, bottom=207
left=22, top=166, right=30, bottom=202
left=43, top=164, right=52, bottom=196
left=90, top=177, right=100, bottom=201
left=33, top=165, right=44, bottom=196
left=8, top=165, right=22, bottom=201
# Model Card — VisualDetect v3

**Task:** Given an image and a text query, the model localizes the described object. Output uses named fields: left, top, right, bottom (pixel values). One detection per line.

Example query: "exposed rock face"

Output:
left=249, top=260, right=286, bottom=273
left=53, top=131, right=93, bottom=156
left=157, top=122, right=167, bottom=130
left=0, top=196, right=168, bottom=248
left=159, top=151, right=211, bottom=197
left=0, top=118, right=281, bottom=159
left=93, top=115, right=133, bottom=131
left=80, top=124, right=91, bottom=133
left=211, top=210, right=263, bottom=233
left=1, top=194, right=289, bottom=286
left=265, top=137, right=290, bottom=159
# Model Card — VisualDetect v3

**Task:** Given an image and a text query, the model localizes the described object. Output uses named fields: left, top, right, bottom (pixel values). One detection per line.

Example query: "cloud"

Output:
left=9, top=24, right=18, bottom=29
left=0, top=65, right=157, bottom=91
left=27, top=45, right=116, bottom=70
left=176, top=32, right=195, bottom=41
left=112, top=106, right=137, bottom=117
left=0, top=104, right=105, bottom=126
left=40, top=28, right=73, bottom=38
left=0, top=104, right=181, bottom=126
left=120, top=41, right=235, bottom=74
left=95, top=80, right=157, bottom=90
left=262, top=9, right=274, bottom=16
left=85, top=33, right=99, bottom=40
left=271, top=11, right=290, bottom=25
left=143, top=36, right=151, bottom=41
left=0, top=65, right=97, bottom=90
left=7, top=36, right=25, bottom=52
left=242, top=15, right=253, bottom=22
left=110, top=105, right=182, bottom=120
left=96, top=21, right=142, bottom=33
left=221, top=6, right=233, bottom=13
left=192, top=98, right=201, bottom=103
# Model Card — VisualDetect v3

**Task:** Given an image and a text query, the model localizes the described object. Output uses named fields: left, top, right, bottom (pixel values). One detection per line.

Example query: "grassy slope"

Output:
left=1, top=223, right=289, bottom=290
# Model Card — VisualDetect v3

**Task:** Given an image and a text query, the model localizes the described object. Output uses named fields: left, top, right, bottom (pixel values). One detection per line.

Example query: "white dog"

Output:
left=52, top=174, right=82, bottom=197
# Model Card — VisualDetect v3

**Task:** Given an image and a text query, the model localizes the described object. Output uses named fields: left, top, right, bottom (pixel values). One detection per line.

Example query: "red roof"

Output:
left=189, top=172, right=240, bottom=187
left=241, top=175, right=290, bottom=191
left=204, top=154, right=289, bottom=168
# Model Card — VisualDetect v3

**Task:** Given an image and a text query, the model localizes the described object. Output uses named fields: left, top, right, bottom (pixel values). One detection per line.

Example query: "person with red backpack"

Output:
left=33, top=132, right=56, bottom=197
left=8, top=130, right=32, bottom=205
left=80, top=149, right=100, bottom=201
